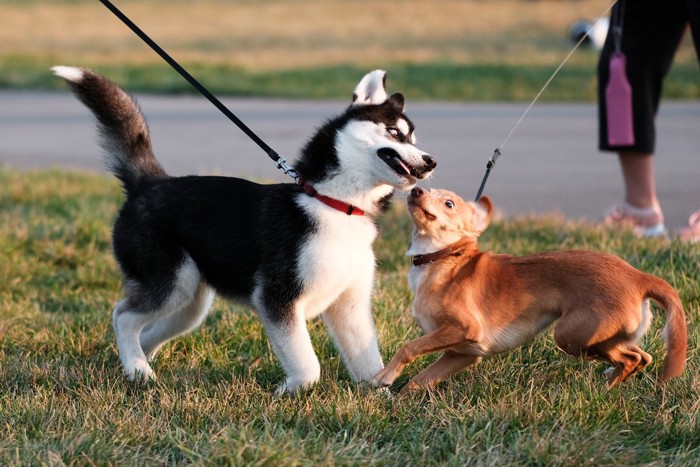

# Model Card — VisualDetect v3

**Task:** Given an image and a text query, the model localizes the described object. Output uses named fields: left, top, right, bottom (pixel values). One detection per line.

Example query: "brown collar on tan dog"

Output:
left=411, top=237, right=475, bottom=266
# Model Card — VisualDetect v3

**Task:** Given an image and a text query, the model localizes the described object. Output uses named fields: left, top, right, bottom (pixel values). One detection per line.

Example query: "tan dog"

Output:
left=373, top=187, right=687, bottom=392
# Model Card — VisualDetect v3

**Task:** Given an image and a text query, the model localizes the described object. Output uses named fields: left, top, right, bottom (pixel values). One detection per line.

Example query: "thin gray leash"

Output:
left=474, top=0, right=619, bottom=201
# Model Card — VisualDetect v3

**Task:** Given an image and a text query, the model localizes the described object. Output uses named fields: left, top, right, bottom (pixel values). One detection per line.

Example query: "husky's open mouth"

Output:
left=377, top=147, right=421, bottom=179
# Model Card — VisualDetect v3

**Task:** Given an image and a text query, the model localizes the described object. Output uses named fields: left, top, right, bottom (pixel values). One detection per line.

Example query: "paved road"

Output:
left=2, top=91, right=698, bottom=230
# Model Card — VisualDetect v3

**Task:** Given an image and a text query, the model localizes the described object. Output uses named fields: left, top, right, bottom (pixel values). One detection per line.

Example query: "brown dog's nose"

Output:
left=411, top=186, right=426, bottom=198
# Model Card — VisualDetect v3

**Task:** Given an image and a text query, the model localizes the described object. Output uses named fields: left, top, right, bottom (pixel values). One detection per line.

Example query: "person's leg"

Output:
left=604, top=151, right=665, bottom=236
left=599, top=0, right=688, bottom=236
left=617, top=152, right=657, bottom=208
left=676, top=0, right=700, bottom=242
left=598, top=0, right=686, bottom=156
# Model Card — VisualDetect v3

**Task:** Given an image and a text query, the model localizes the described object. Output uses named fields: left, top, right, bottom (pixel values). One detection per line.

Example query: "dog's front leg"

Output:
left=323, top=279, right=384, bottom=385
left=400, top=351, right=481, bottom=394
left=372, top=325, right=471, bottom=388
left=259, top=308, right=321, bottom=396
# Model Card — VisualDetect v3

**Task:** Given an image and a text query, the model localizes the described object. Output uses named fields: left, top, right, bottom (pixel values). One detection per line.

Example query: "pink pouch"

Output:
left=606, top=52, right=635, bottom=146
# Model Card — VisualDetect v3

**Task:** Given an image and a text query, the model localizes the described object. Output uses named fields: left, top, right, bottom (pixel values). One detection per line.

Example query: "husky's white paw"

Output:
left=125, top=360, right=156, bottom=382
left=274, top=378, right=317, bottom=396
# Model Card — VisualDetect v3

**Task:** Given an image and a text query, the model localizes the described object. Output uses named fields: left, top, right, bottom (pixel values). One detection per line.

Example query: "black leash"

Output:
left=474, top=148, right=500, bottom=201
left=98, top=0, right=298, bottom=180
left=100, top=0, right=616, bottom=197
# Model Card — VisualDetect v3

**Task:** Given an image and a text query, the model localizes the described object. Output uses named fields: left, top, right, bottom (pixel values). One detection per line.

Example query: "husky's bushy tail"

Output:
left=53, top=66, right=167, bottom=191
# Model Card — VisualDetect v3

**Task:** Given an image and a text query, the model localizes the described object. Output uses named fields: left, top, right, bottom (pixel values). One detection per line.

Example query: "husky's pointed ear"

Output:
left=389, top=92, right=405, bottom=111
left=352, top=69, right=388, bottom=106
left=472, top=196, right=493, bottom=234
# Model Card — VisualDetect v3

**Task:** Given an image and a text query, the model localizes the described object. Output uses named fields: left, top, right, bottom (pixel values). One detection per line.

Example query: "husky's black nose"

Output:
left=411, top=186, right=426, bottom=198
left=422, top=155, right=437, bottom=170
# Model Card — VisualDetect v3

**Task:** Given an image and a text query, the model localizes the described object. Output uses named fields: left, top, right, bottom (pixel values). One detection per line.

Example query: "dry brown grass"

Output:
left=1, top=0, right=638, bottom=70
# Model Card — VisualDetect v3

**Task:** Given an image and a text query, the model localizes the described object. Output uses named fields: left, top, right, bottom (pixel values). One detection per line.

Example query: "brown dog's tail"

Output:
left=644, top=275, right=687, bottom=381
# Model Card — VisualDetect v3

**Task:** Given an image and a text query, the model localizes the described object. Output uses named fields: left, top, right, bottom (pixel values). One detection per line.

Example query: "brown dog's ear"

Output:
left=473, top=196, right=493, bottom=233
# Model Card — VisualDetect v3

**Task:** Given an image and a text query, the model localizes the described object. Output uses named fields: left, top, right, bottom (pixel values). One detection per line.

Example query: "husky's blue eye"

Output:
left=445, top=200, right=455, bottom=209
left=387, top=128, right=400, bottom=138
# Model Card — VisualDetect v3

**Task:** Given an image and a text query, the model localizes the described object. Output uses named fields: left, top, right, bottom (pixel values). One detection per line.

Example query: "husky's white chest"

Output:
left=296, top=202, right=378, bottom=319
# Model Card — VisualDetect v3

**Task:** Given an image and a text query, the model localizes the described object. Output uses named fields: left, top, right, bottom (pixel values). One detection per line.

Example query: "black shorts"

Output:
left=598, top=0, right=700, bottom=153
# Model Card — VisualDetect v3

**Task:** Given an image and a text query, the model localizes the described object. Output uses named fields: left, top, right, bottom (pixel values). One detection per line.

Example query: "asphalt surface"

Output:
left=1, top=90, right=698, bottom=230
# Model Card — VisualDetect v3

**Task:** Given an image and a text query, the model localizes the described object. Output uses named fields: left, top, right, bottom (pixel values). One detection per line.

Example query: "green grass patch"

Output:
left=1, top=167, right=699, bottom=464
left=2, top=0, right=698, bottom=101
left=4, top=55, right=700, bottom=101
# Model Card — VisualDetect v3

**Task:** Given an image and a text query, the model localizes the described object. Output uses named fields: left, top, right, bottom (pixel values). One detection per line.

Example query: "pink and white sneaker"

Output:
left=676, top=209, right=700, bottom=244
left=604, top=201, right=667, bottom=238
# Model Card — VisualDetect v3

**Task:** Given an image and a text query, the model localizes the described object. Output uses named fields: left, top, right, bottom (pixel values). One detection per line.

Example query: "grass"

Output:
left=1, top=166, right=699, bottom=465
left=1, top=0, right=698, bottom=100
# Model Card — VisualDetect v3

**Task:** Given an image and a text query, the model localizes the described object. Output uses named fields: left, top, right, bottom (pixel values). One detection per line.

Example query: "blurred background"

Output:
left=2, top=0, right=699, bottom=228
left=1, top=0, right=698, bottom=101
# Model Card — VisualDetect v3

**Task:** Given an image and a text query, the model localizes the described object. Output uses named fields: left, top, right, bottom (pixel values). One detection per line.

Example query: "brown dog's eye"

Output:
left=445, top=200, right=455, bottom=209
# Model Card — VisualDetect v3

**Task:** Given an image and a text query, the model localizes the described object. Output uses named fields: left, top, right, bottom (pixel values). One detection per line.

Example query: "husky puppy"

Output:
left=53, top=66, right=436, bottom=393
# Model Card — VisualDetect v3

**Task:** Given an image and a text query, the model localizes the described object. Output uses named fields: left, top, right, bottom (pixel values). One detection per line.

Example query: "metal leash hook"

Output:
left=474, top=147, right=501, bottom=201
left=273, top=153, right=299, bottom=180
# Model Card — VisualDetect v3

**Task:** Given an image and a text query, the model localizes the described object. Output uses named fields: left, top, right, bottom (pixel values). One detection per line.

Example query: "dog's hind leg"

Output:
left=602, top=344, right=653, bottom=381
left=140, top=281, right=215, bottom=361
left=322, top=283, right=384, bottom=384
left=627, top=344, right=653, bottom=373
left=112, top=299, right=159, bottom=381
left=555, top=304, right=651, bottom=386
left=113, top=255, right=202, bottom=381
left=600, top=346, right=645, bottom=387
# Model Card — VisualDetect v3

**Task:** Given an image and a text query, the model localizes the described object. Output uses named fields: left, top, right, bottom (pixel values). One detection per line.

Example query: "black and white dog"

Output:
left=53, top=66, right=436, bottom=393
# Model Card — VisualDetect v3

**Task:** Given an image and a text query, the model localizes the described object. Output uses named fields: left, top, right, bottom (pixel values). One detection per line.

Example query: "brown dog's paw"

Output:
left=372, top=366, right=398, bottom=388
left=398, top=380, right=422, bottom=395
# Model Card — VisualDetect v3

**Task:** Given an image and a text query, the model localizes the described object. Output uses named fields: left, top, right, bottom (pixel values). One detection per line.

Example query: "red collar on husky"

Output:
left=298, top=180, right=365, bottom=216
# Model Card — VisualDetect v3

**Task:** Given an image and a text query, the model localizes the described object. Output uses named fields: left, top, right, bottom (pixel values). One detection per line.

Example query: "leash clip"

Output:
left=488, top=147, right=502, bottom=169
left=275, top=155, right=299, bottom=180
left=475, top=147, right=502, bottom=201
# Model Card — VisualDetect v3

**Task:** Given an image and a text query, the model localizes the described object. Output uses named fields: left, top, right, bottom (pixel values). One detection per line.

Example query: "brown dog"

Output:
left=373, top=187, right=687, bottom=392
